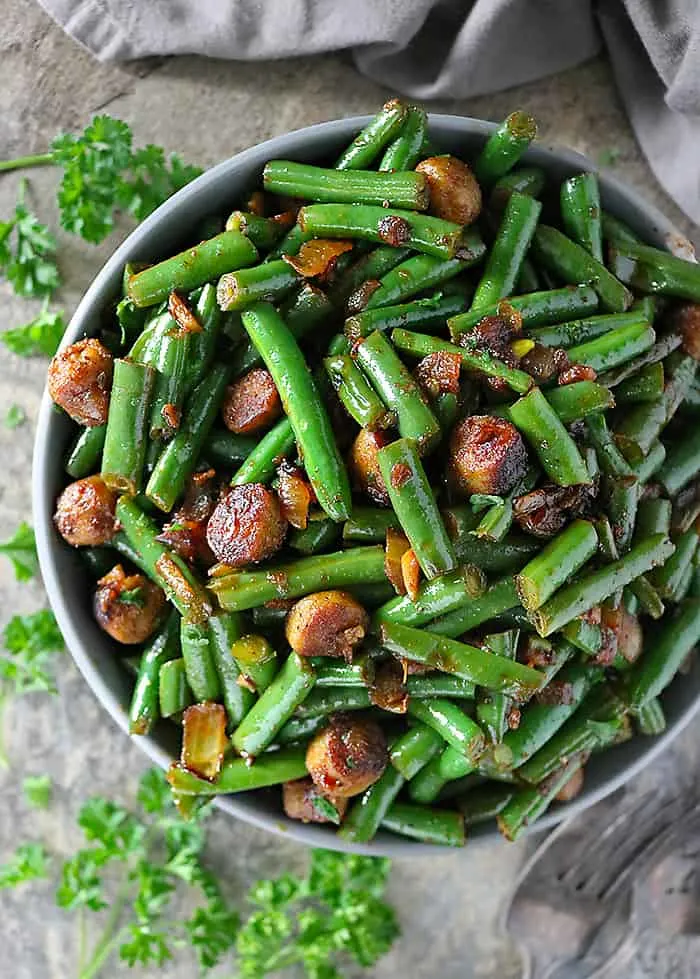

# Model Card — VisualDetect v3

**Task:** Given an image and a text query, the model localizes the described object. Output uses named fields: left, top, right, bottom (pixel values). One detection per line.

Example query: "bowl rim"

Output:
left=33, top=112, right=700, bottom=856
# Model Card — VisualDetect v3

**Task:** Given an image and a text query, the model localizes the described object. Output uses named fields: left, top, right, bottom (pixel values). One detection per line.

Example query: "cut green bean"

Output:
left=408, top=755, right=451, bottom=804
left=231, top=654, right=315, bottom=757
left=168, top=745, right=308, bottom=795
left=345, top=294, right=465, bottom=341
left=545, top=382, right=614, bottom=423
left=381, top=621, right=544, bottom=699
left=180, top=619, right=220, bottom=702
left=264, top=160, right=429, bottom=210
left=331, top=245, right=412, bottom=306
left=509, top=386, right=590, bottom=486
left=381, top=801, right=465, bottom=846
left=426, top=576, right=522, bottom=639
left=601, top=211, right=641, bottom=246
left=567, top=322, right=655, bottom=373
left=498, top=753, right=586, bottom=841
left=159, top=659, right=193, bottom=718
left=375, top=568, right=478, bottom=627
left=471, top=192, right=542, bottom=309
left=225, top=210, right=295, bottom=250
left=658, top=431, right=700, bottom=497
left=377, top=438, right=456, bottom=578
left=208, top=613, right=255, bottom=727
left=615, top=362, right=664, bottom=405
left=339, top=767, right=405, bottom=843
left=128, top=231, right=258, bottom=307
left=476, top=630, right=520, bottom=744
left=407, top=699, right=485, bottom=763
left=599, top=333, right=682, bottom=388
left=324, top=353, right=394, bottom=430
left=532, top=225, right=632, bottom=313
left=390, top=724, right=445, bottom=779
left=230, top=634, right=278, bottom=694
left=379, top=106, right=428, bottom=171
left=474, top=111, right=538, bottom=185
left=364, top=253, right=480, bottom=310
left=101, top=359, right=155, bottom=494
left=517, top=520, right=598, bottom=612
left=457, top=784, right=515, bottom=824
left=635, top=697, right=666, bottom=735
left=230, top=417, right=295, bottom=486
left=449, top=285, right=598, bottom=337
left=608, top=240, right=700, bottom=302
left=629, top=599, right=700, bottom=708
left=129, top=612, right=180, bottom=735
left=342, top=508, right=400, bottom=543
left=651, top=526, right=699, bottom=599
left=209, top=546, right=387, bottom=611
left=217, top=260, right=300, bottom=311
left=406, top=675, right=476, bottom=699
left=336, top=100, right=408, bottom=169
left=527, top=310, right=647, bottom=349
left=560, top=172, right=603, bottom=261
left=490, top=167, right=546, bottom=211
left=148, top=324, right=190, bottom=439
left=66, top=424, right=107, bottom=479
left=292, top=686, right=372, bottom=719
left=289, top=517, right=341, bottom=555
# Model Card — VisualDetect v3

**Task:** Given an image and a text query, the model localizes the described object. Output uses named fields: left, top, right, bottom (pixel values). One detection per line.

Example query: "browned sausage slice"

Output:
left=285, top=590, right=369, bottom=658
left=54, top=475, right=117, bottom=547
left=221, top=368, right=281, bottom=435
left=449, top=414, right=528, bottom=496
left=47, top=338, right=113, bottom=427
left=282, top=777, right=348, bottom=824
left=306, top=714, right=388, bottom=798
left=348, top=428, right=390, bottom=506
left=93, top=565, right=166, bottom=644
left=206, top=484, right=287, bottom=567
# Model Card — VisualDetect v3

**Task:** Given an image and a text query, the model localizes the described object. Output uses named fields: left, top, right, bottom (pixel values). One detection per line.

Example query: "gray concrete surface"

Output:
left=0, top=1, right=699, bottom=977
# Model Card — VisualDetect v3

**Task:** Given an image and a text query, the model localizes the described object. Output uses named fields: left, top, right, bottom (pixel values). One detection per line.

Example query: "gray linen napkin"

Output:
left=36, top=0, right=700, bottom=224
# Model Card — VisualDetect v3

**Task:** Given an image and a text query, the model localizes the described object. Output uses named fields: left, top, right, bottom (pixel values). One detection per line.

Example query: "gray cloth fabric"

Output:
left=36, top=0, right=700, bottom=224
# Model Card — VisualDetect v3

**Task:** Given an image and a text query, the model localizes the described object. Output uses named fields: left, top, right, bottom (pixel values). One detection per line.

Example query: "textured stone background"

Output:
left=1, top=2, right=699, bottom=976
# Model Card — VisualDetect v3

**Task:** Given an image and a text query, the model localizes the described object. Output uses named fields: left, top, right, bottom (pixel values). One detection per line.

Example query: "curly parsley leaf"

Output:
left=77, top=797, right=145, bottom=859
left=117, top=145, right=203, bottom=222
left=23, top=774, right=52, bottom=809
left=0, top=843, right=50, bottom=888
left=4, top=404, right=26, bottom=429
left=2, top=303, right=66, bottom=357
left=0, top=181, right=60, bottom=298
left=1, top=608, right=65, bottom=695
left=56, top=849, right=110, bottom=912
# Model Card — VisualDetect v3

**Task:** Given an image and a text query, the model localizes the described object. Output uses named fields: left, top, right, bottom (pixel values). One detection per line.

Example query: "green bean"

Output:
left=331, top=245, right=412, bottom=306
left=635, top=498, right=672, bottom=541
left=275, top=715, right=325, bottom=745
left=377, top=438, right=456, bottom=578
left=608, top=240, right=700, bottom=302
left=545, top=382, right=614, bottom=423
left=516, top=520, right=598, bottom=612
left=379, top=106, right=428, bottom=171
left=498, top=753, right=586, bottom=841
left=631, top=441, right=667, bottom=484
left=129, top=612, right=180, bottom=734
left=336, top=100, right=408, bottom=169
left=265, top=224, right=314, bottom=262
left=355, top=332, right=440, bottom=451
left=532, top=534, right=674, bottom=636
left=490, top=167, right=546, bottom=211
left=426, top=576, right=521, bottom=638
left=148, top=325, right=190, bottom=439
left=629, top=574, right=665, bottom=620
left=342, top=507, right=400, bottom=543
left=289, top=517, right=341, bottom=555
left=390, top=724, right=446, bottom=780
left=629, top=599, right=700, bottom=708
left=601, top=211, right=641, bottom=246
left=391, top=328, right=534, bottom=394
left=635, top=697, right=666, bottom=735
left=380, top=801, right=465, bottom=846
left=516, top=258, right=540, bottom=293
left=340, top=767, right=405, bottom=843
left=408, top=755, right=451, bottom=804
left=658, top=431, right=700, bottom=497
left=567, top=322, right=655, bottom=373
left=241, top=303, right=351, bottom=519
left=180, top=619, right=221, bottom=702
left=324, top=354, right=394, bottom=430
left=651, top=526, right=699, bottom=599
left=615, top=363, right=665, bottom=405
left=406, top=675, right=476, bottom=699
left=438, top=745, right=477, bottom=781
left=298, top=203, right=476, bottom=260
left=159, top=659, right=193, bottom=718
left=168, top=745, right=309, bottom=795
left=292, top=687, right=372, bottom=719
left=560, top=172, right=603, bottom=261
left=145, top=362, right=229, bottom=511
left=209, top=546, right=387, bottom=611
left=407, top=699, right=485, bottom=762
left=65, top=424, right=107, bottom=479
left=203, top=430, right=257, bottom=467
left=101, top=359, right=155, bottom=494
left=230, top=634, right=279, bottom=694
left=457, top=784, right=515, bottom=824
left=471, top=192, right=542, bottom=309
left=449, top=285, right=598, bottom=337
left=605, top=474, right=640, bottom=554
left=217, top=260, right=300, bottom=311
left=115, top=497, right=212, bottom=623
left=313, top=659, right=374, bottom=688
left=375, top=568, right=479, bottom=627
left=364, top=253, right=480, bottom=310
left=474, top=111, right=538, bottom=185
left=476, top=630, right=520, bottom=744
left=531, top=225, right=632, bottom=313
left=183, top=284, right=223, bottom=391
left=264, top=160, right=429, bottom=210
left=345, top=294, right=465, bottom=341
left=444, top=507, right=540, bottom=571
left=616, top=401, right=669, bottom=462
left=128, top=231, right=258, bottom=307
left=561, top=617, right=602, bottom=656
left=231, top=654, right=315, bottom=757
left=225, top=210, right=295, bottom=250
left=381, top=621, right=544, bottom=699
left=230, top=417, right=295, bottom=486
left=509, top=387, right=590, bottom=486
left=599, top=333, right=682, bottom=389
left=207, top=613, right=255, bottom=727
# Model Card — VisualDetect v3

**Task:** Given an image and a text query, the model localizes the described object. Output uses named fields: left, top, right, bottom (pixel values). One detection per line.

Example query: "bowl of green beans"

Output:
left=33, top=101, right=700, bottom=854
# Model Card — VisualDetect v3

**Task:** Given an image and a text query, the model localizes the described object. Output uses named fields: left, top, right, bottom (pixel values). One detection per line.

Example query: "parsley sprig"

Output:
left=0, top=179, right=60, bottom=297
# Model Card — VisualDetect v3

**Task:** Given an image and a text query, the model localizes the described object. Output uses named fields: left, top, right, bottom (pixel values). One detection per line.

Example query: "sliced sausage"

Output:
left=672, top=303, right=700, bottom=361
left=54, top=475, right=117, bottom=547
left=47, top=338, right=113, bottom=427
left=348, top=428, right=390, bottom=506
left=206, top=484, right=287, bottom=567
left=282, top=778, right=348, bottom=824
left=221, top=369, right=281, bottom=435
left=416, top=155, right=482, bottom=226
left=306, top=713, right=388, bottom=798
left=449, top=415, right=528, bottom=496
left=285, top=590, right=369, bottom=658
left=94, top=565, right=165, bottom=644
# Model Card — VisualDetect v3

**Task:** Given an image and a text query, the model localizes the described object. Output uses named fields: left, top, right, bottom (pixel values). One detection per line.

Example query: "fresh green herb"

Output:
left=117, top=144, right=203, bottom=223
left=0, top=521, right=38, bottom=580
left=237, top=848, right=399, bottom=978
left=117, top=587, right=146, bottom=608
left=2, top=301, right=66, bottom=357
left=0, top=179, right=60, bottom=298
left=598, top=147, right=621, bottom=167
left=311, top=796, right=341, bottom=824
left=0, top=843, right=50, bottom=888
left=4, top=404, right=26, bottom=429
left=470, top=493, right=504, bottom=512
left=23, top=774, right=52, bottom=809
left=1, top=608, right=65, bottom=695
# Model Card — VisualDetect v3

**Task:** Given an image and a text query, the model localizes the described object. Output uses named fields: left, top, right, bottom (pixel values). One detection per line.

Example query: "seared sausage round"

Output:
left=94, top=565, right=165, bottom=644
left=555, top=766, right=585, bottom=802
left=348, top=428, right=390, bottom=505
left=282, top=777, right=348, bottom=824
left=672, top=303, right=700, bottom=361
left=47, top=338, right=113, bottom=427
left=206, top=484, right=287, bottom=567
left=221, top=368, right=282, bottom=434
left=54, top=475, right=117, bottom=547
left=449, top=415, right=528, bottom=496
left=306, top=713, right=388, bottom=798
left=415, top=155, right=482, bottom=226
left=285, top=590, right=369, bottom=658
